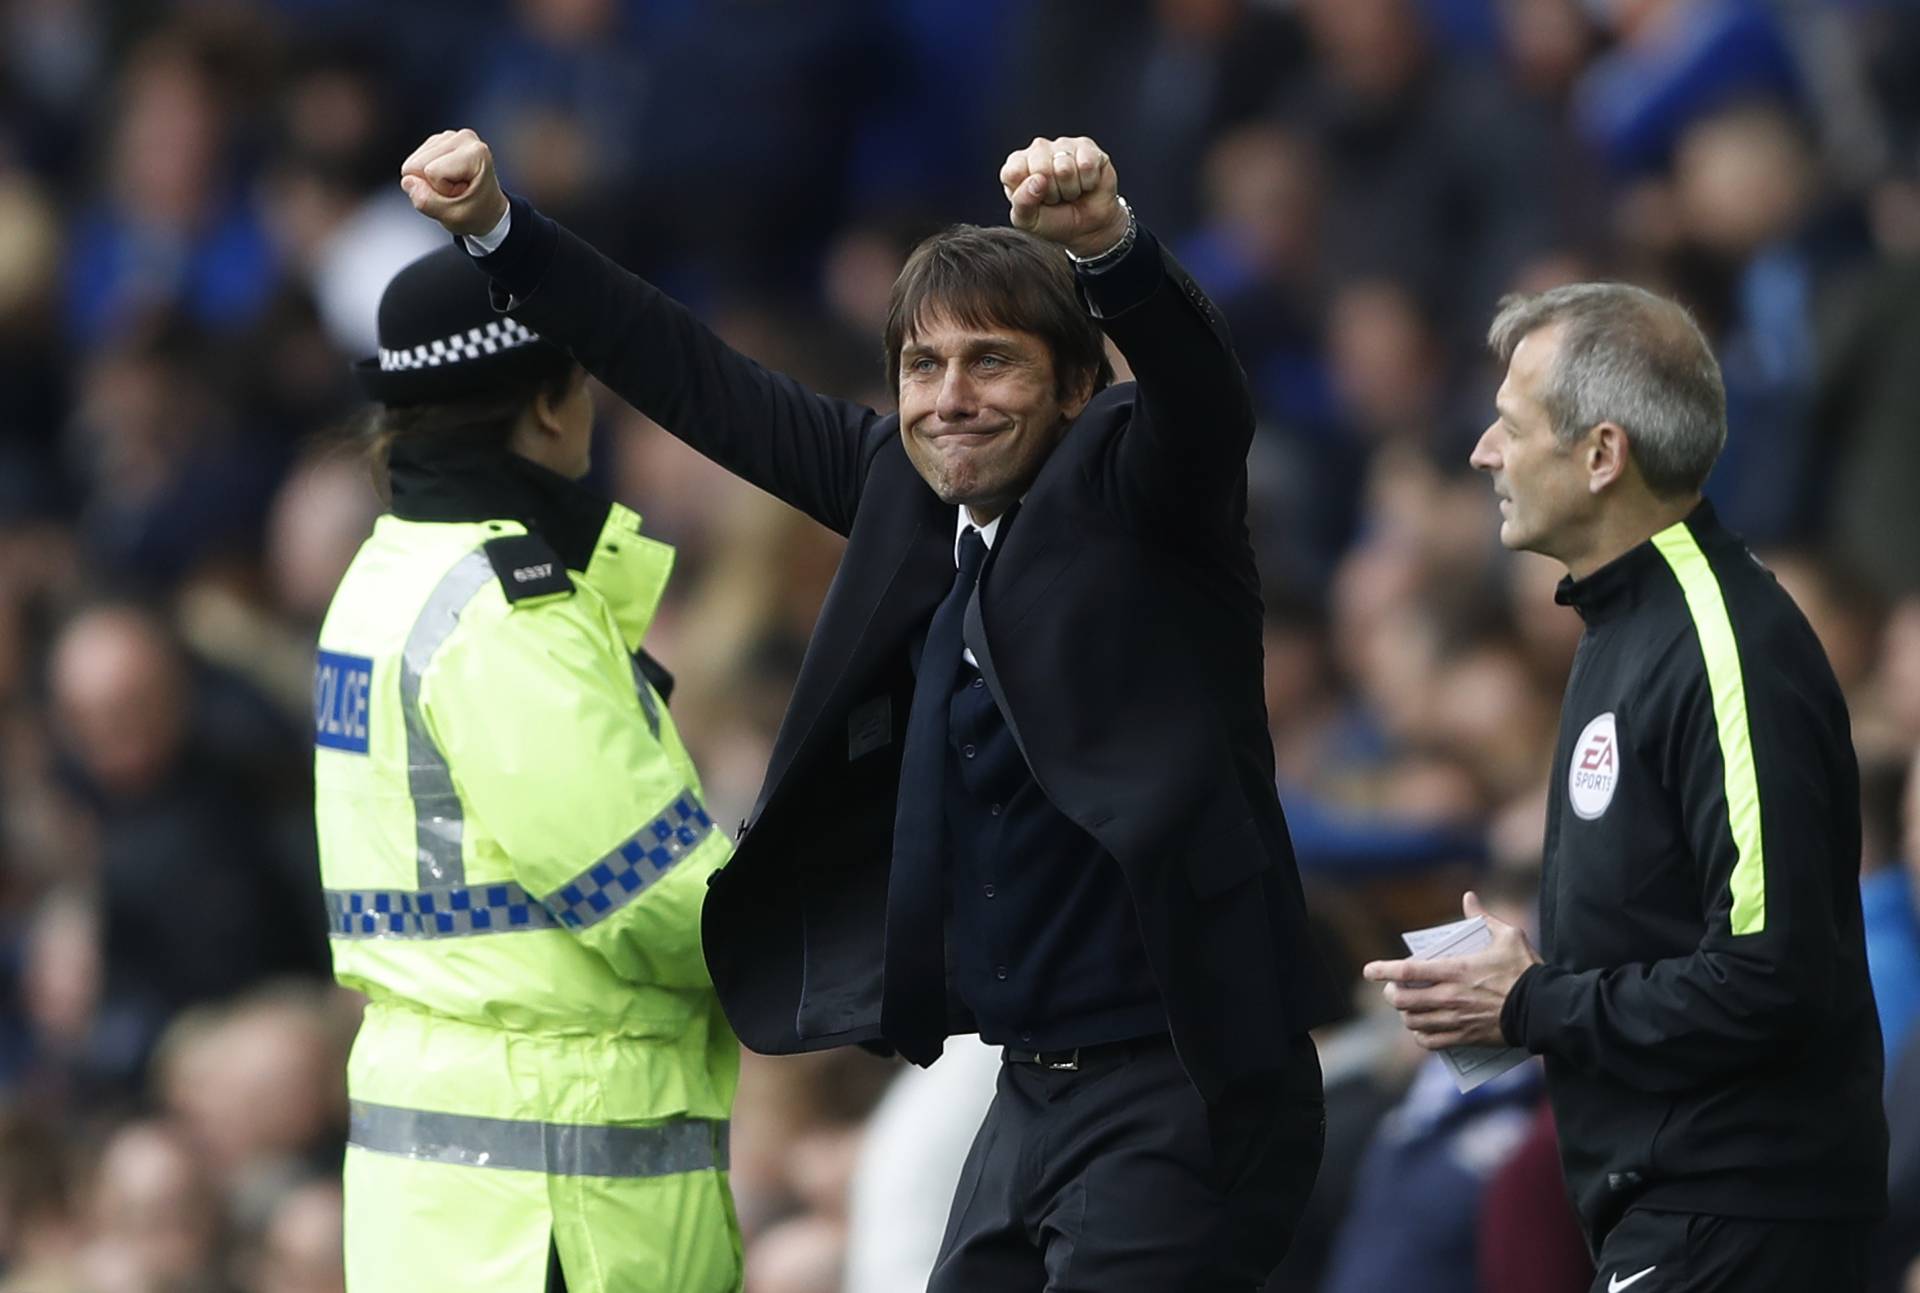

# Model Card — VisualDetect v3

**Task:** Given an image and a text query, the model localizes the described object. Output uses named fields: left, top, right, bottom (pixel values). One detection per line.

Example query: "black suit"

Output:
left=472, top=197, right=1339, bottom=1284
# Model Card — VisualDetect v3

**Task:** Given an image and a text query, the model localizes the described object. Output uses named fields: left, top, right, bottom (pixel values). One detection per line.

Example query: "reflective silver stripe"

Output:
left=542, top=791, right=716, bottom=930
left=324, top=881, right=560, bottom=939
left=402, top=550, right=497, bottom=886
left=348, top=1101, right=729, bottom=1177
left=629, top=653, right=662, bottom=738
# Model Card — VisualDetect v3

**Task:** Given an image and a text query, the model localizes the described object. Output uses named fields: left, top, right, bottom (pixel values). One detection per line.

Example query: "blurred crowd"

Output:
left=0, top=0, right=1918, bottom=1290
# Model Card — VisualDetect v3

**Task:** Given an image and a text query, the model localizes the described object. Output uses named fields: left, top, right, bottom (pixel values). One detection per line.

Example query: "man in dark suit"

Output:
left=400, top=127, right=1341, bottom=1290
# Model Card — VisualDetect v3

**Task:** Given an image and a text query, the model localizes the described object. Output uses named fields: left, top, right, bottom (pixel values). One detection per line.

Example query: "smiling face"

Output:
left=896, top=314, right=1091, bottom=522
left=1470, top=323, right=1598, bottom=564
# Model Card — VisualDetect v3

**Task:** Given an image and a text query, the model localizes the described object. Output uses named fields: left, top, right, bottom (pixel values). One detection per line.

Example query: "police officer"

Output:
left=1364, top=283, right=1886, bottom=1291
left=315, top=247, right=740, bottom=1293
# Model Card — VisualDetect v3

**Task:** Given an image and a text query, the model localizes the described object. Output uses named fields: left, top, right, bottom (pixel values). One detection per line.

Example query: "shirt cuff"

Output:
left=1075, top=224, right=1162, bottom=321
left=459, top=193, right=558, bottom=306
left=463, top=205, right=512, bottom=256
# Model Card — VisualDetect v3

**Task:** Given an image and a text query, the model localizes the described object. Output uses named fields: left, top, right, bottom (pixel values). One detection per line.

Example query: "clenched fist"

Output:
left=399, top=129, right=510, bottom=238
left=999, top=136, right=1127, bottom=259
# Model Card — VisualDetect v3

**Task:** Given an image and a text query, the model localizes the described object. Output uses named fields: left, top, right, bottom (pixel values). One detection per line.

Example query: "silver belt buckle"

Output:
left=1043, top=1049, right=1080, bottom=1071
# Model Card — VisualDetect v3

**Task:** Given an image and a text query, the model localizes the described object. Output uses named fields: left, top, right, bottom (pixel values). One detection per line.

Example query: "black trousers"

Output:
left=1591, top=1207, right=1875, bottom=1293
left=928, top=1033, right=1324, bottom=1293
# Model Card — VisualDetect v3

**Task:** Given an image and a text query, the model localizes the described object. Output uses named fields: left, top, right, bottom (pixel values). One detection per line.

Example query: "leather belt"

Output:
left=1001, top=1032, right=1171, bottom=1073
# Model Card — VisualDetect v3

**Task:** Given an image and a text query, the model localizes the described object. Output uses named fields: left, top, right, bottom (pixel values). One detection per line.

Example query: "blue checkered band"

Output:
left=325, top=881, right=560, bottom=939
left=543, top=792, right=716, bottom=931
left=325, top=790, right=713, bottom=939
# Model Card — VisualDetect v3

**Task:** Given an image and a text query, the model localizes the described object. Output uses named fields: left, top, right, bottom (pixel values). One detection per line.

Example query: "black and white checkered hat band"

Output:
left=378, top=318, right=543, bottom=373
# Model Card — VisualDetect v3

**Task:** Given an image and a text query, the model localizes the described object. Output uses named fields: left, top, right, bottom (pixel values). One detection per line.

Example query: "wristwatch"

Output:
left=1066, top=196, right=1136, bottom=272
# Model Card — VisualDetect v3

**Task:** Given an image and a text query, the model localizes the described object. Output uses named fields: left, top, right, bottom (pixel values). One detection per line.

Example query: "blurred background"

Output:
left=0, top=0, right=1917, bottom=1289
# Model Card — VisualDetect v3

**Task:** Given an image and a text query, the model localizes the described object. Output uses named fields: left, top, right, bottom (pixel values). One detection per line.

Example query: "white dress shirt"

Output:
left=955, top=510, right=1005, bottom=669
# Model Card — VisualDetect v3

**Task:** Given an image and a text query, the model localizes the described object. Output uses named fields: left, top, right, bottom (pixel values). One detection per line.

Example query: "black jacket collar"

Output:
left=1555, top=498, right=1718, bottom=624
left=387, top=437, right=610, bottom=572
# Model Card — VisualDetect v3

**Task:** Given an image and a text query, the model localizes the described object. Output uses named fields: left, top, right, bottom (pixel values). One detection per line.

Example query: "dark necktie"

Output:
left=881, top=526, right=988, bottom=1065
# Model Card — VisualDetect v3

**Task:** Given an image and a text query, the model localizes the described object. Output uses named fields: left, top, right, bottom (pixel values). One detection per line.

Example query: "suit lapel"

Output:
left=968, top=416, right=1093, bottom=637
left=964, top=578, right=1031, bottom=771
left=750, top=414, right=1092, bottom=825
left=751, top=481, right=953, bottom=822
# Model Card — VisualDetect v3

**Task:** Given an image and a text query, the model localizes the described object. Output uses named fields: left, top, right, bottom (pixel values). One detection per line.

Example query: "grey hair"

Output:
left=1487, top=283, right=1726, bottom=497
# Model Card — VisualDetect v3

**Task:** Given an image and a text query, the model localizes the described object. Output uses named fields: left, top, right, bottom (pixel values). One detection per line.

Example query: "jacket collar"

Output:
left=386, top=437, right=674, bottom=649
left=387, top=437, right=610, bottom=573
left=591, top=504, right=675, bottom=653
left=1555, top=498, right=1719, bottom=624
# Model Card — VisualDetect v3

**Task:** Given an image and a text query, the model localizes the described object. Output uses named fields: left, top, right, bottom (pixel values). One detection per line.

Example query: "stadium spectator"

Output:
left=1321, top=1057, right=1540, bottom=1293
left=1667, top=103, right=1870, bottom=543
left=235, top=1179, right=345, bottom=1293
left=47, top=605, right=321, bottom=1067
left=79, top=1121, right=225, bottom=1293
left=1863, top=751, right=1920, bottom=1066
left=0, top=1110, right=84, bottom=1291
left=1477, top=1100, right=1597, bottom=1293
left=1321, top=882, right=1543, bottom=1293
left=151, top=986, right=345, bottom=1193
left=1279, top=0, right=1563, bottom=345
left=64, top=34, right=277, bottom=349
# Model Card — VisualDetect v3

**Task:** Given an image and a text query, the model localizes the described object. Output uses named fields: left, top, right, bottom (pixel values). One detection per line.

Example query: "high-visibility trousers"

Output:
left=343, top=1102, right=742, bottom=1292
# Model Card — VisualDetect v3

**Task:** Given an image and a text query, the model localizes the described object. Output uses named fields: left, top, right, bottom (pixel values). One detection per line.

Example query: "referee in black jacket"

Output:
left=1364, top=283, right=1887, bottom=1291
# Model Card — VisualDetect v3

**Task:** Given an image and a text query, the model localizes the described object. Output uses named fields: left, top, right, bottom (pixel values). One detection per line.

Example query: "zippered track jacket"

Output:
left=1501, top=501, right=1887, bottom=1242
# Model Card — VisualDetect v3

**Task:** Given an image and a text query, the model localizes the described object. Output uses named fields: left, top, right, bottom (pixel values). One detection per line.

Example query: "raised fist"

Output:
left=999, top=136, right=1126, bottom=259
left=399, top=129, right=509, bottom=238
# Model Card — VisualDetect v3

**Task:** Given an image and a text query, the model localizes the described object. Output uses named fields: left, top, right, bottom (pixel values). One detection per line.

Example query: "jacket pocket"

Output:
left=1183, top=814, right=1270, bottom=898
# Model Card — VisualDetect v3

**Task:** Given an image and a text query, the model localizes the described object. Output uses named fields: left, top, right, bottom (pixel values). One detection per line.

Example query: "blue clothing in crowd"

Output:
left=1864, top=866, right=1920, bottom=1067
left=1321, top=1056, right=1542, bottom=1293
left=1575, top=0, right=1800, bottom=175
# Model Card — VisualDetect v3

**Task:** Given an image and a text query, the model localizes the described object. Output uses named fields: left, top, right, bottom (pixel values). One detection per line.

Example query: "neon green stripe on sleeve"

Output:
left=1652, top=521, right=1766, bottom=935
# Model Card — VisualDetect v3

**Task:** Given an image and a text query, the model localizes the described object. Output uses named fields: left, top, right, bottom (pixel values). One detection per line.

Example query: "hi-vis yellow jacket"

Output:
left=315, top=498, right=740, bottom=1293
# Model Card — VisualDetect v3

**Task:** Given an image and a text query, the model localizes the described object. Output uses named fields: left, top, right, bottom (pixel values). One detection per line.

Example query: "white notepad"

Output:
left=1400, top=915, right=1531, bottom=1093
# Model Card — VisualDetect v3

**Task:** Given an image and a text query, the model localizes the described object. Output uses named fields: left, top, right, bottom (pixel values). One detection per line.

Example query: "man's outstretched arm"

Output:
left=400, top=129, right=882, bottom=538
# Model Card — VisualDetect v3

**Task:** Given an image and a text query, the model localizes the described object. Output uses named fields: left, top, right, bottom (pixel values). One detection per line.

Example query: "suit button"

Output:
left=995, top=965, right=1008, bottom=980
left=962, top=744, right=976, bottom=759
left=970, top=677, right=985, bottom=689
left=983, top=885, right=995, bottom=898
left=990, top=803, right=1003, bottom=816
left=1020, top=1031, right=1032, bottom=1043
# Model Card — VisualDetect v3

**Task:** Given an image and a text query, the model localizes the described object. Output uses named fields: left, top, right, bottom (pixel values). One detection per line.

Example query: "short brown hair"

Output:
left=883, top=225, right=1114, bottom=399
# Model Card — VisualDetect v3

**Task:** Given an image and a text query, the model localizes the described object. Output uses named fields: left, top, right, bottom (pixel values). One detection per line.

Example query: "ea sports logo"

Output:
left=1569, top=712, right=1619, bottom=820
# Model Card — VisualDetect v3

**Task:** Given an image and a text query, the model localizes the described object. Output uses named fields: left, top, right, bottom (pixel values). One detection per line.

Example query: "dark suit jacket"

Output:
left=478, top=201, right=1344, bottom=1102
